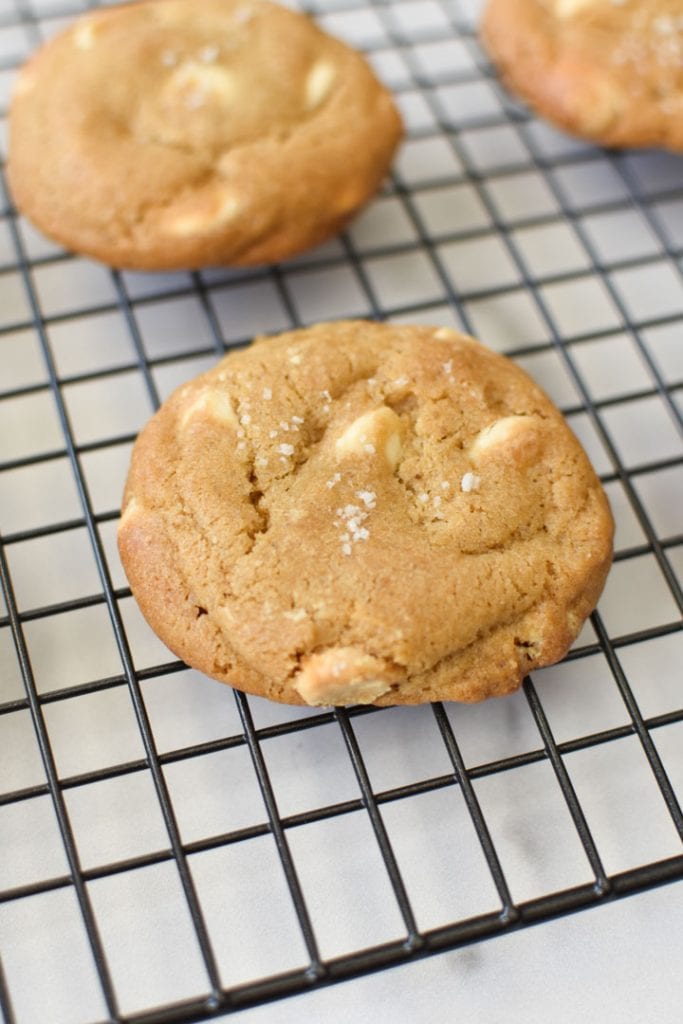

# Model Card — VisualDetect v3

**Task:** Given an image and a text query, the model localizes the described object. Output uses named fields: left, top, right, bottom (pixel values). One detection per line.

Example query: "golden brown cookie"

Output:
left=118, top=321, right=613, bottom=707
left=482, top=0, right=683, bottom=151
left=8, top=0, right=402, bottom=269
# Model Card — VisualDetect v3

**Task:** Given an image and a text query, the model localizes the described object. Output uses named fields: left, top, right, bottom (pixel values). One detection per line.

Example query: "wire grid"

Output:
left=0, top=0, right=682, bottom=1021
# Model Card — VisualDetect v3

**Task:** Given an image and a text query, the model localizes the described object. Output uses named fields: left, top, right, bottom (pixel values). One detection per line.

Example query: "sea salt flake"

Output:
left=278, top=443, right=295, bottom=457
left=262, top=387, right=272, bottom=400
left=342, top=543, right=352, bottom=556
left=291, top=415, right=304, bottom=425
left=234, top=5, right=255, bottom=25
left=185, top=91, right=205, bottom=110
left=363, top=443, right=376, bottom=455
left=199, top=44, right=220, bottom=62
left=269, top=430, right=278, bottom=439
left=418, top=492, right=429, bottom=503
left=356, top=490, right=376, bottom=508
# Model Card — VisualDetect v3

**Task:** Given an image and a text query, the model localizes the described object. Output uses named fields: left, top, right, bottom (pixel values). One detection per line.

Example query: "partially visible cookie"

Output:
left=482, top=0, right=683, bottom=151
left=8, top=0, right=402, bottom=269
left=118, top=320, right=613, bottom=707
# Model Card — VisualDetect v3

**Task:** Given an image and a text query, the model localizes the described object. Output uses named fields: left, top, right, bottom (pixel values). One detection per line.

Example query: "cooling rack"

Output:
left=0, top=0, right=682, bottom=1022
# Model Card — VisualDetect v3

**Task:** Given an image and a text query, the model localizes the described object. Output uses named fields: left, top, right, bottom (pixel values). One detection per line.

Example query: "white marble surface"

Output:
left=232, top=881, right=683, bottom=1024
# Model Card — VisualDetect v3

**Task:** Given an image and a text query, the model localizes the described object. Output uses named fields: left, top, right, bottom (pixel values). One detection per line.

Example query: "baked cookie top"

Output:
left=8, top=0, right=402, bottom=269
left=482, top=0, right=683, bottom=151
left=118, top=321, right=613, bottom=707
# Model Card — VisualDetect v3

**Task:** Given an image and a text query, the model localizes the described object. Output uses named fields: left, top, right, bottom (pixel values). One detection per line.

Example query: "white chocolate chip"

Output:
left=305, top=61, right=337, bottom=110
left=180, top=389, right=239, bottom=430
left=553, top=0, right=596, bottom=16
left=468, top=415, right=540, bottom=463
left=73, top=20, right=96, bottom=50
left=294, top=647, right=397, bottom=706
left=166, top=61, right=236, bottom=108
left=336, top=407, right=402, bottom=469
left=385, top=431, right=402, bottom=469
left=162, top=190, right=241, bottom=237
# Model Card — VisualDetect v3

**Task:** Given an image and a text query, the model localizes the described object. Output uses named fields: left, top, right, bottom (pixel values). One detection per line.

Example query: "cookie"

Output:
left=8, top=0, right=402, bottom=270
left=118, top=321, right=613, bottom=707
left=482, top=0, right=683, bottom=151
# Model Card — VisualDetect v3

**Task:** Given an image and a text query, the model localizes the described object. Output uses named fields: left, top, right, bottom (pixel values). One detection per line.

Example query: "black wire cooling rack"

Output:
left=1, top=0, right=682, bottom=1022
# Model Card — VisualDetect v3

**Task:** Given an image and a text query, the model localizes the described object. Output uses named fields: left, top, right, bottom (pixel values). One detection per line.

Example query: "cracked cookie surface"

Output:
left=8, top=0, right=402, bottom=269
left=118, top=321, right=613, bottom=706
left=482, top=0, right=683, bottom=151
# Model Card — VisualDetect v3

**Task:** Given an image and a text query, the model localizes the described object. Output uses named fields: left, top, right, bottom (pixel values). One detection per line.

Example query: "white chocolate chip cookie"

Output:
left=8, top=0, right=402, bottom=269
left=118, top=321, right=613, bottom=707
left=482, top=0, right=683, bottom=151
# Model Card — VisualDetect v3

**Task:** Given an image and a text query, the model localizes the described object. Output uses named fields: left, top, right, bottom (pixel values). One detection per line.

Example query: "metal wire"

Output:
left=0, top=0, right=682, bottom=1022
